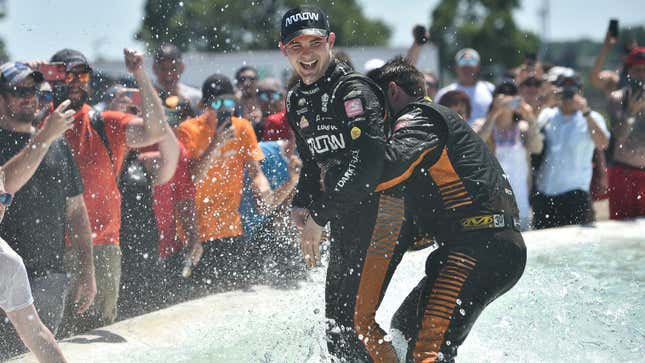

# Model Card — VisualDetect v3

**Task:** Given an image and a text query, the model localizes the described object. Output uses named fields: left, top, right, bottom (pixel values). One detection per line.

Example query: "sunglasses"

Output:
left=9, top=86, right=39, bottom=98
left=210, top=98, right=236, bottom=110
left=0, top=192, right=12, bottom=207
left=64, top=71, right=91, bottom=84
left=258, top=91, right=283, bottom=102
left=237, top=76, right=257, bottom=83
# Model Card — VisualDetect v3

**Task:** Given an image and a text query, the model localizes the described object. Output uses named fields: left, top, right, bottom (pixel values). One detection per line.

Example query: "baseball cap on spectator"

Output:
left=50, top=48, right=92, bottom=72
left=455, top=48, right=480, bottom=67
left=154, top=43, right=182, bottom=63
left=0, top=62, right=44, bottom=88
left=546, top=66, right=572, bottom=84
left=625, top=46, right=645, bottom=66
left=201, top=74, right=235, bottom=103
left=555, top=69, right=581, bottom=88
left=280, top=5, right=330, bottom=44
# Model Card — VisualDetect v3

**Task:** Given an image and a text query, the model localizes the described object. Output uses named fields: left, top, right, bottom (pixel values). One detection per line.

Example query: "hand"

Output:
left=573, top=94, right=589, bottom=113
left=214, top=125, right=235, bottom=144
left=188, top=242, right=204, bottom=268
left=604, top=30, right=617, bottom=46
left=287, top=154, right=302, bottom=182
left=627, top=86, right=645, bottom=115
left=291, top=207, right=309, bottom=230
left=516, top=100, right=535, bottom=120
left=124, top=48, right=144, bottom=74
left=75, top=270, right=97, bottom=314
left=300, top=216, right=324, bottom=268
left=24, top=60, right=47, bottom=70
left=39, top=100, right=75, bottom=143
left=412, top=25, right=428, bottom=45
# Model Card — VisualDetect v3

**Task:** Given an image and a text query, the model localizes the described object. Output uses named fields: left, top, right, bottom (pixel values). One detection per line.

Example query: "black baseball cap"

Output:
left=201, top=74, right=235, bottom=103
left=50, top=48, right=92, bottom=72
left=280, top=5, right=330, bottom=44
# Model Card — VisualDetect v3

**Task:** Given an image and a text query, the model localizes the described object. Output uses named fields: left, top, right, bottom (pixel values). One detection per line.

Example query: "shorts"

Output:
left=57, top=244, right=122, bottom=338
left=608, top=164, right=645, bottom=219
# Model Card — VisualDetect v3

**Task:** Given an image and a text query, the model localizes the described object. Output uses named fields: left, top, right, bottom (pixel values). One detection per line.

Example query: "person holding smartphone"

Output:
left=176, top=74, right=271, bottom=290
left=606, top=47, right=645, bottom=219
left=472, top=79, right=543, bottom=230
left=533, top=72, right=610, bottom=229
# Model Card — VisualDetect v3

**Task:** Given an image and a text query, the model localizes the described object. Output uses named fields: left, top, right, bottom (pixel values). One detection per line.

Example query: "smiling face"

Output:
left=4, top=77, right=39, bottom=123
left=280, top=33, right=336, bottom=85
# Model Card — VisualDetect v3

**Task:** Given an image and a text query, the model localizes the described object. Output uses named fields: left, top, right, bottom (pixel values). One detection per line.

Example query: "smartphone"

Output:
left=123, top=89, right=141, bottom=107
left=38, top=63, right=67, bottom=82
left=608, top=19, right=619, bottom=38
left=52, top=84, right=69, bottom=108
left=506, top=97, right=521, bottom=110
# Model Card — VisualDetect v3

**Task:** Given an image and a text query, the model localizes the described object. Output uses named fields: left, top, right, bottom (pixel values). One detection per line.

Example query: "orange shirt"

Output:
left=177, top=114, right=264, bottom=241
left=64, top=104, right=133, bottom=246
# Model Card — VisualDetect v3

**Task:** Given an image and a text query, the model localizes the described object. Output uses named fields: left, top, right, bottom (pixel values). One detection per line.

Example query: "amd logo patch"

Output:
left=285, top=12, right=320, bottom=27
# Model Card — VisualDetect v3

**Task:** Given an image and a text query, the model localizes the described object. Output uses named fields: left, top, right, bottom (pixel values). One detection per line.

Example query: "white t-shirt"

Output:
left=435, top=81, right=495, bottom=124
left=494, top=126, right=530, bottom=224
left=0, top=238, right=34, bottom=313
left=536, top=109, right=610, bottom=196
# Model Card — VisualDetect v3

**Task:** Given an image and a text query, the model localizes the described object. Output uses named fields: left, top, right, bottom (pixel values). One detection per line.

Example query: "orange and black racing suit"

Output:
left=352, top=97, right=527, bottom=362
left=286, top=59, right=387, bottom=361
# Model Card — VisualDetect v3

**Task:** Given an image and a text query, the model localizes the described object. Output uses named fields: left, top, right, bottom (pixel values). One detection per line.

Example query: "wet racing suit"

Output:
left=352, top=97, right=527, bottom=362
left=286, top=59, right=387, bottom=361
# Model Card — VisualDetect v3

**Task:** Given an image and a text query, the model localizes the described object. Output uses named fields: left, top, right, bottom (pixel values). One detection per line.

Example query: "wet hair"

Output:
left=235, top=65, right=258, bottom=81
left=437, top=90, right=471, bottom=119
left=154, top=43, right=182, bottom=64
left=368, top=56, right=425, bottom=98
left=333, top=50, right=354, bottom=70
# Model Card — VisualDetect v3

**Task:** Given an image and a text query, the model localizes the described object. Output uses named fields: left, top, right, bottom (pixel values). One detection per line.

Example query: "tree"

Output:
left=136, top=0, right=391, bottom=53
left=428, top=0, right=540, bottom=80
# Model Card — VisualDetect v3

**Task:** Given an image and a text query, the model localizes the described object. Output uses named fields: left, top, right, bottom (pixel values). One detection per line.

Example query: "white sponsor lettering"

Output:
left=336, top=149, right=360, bottom=190
left=285, top=12, right=320, bottom=27
left=307, top=133, right=346, bottom=154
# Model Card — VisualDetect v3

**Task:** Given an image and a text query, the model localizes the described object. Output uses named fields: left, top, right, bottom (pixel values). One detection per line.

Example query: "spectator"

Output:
left=235, top=65, right=263, bottom=129
left=404, top=25, right=439, bottom=100
left=606, top=47, right=645, bottom=219
left=177, top=74, right=270, bottom=289
left=532, top=73, right=610, bottom=229
left=99, top=85, right=181, bottom=317
left=517, top=73, right=546, bottom=114
left=50, top=49, right=170, bottom=336
left=240, top=136, right=305, bottom=283
left=437, top=89, right=471, bottom=121
left=435, top=48, right=495, bottom=124
left=0, top=62, right=95, bottom=356
left=472, top=79, right=543, bottom=230
left=257, top=78, right=291, bottom=141
left=152, top=43, right=202, bottom=120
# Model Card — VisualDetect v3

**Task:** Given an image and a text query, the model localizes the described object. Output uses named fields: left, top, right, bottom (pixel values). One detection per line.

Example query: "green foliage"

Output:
left=136, top=0, right=391, bottom=53
left=429, top=0, right=539, bottom=79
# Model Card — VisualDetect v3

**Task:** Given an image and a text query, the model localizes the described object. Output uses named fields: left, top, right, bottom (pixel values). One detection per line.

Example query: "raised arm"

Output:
left=1, top=101, right=74, bottom=194
left=123, top=49, right=168, bottom=148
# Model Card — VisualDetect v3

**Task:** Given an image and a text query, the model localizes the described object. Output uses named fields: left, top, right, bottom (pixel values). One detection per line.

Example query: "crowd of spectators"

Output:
left=0, top=20, right=643, bottom=361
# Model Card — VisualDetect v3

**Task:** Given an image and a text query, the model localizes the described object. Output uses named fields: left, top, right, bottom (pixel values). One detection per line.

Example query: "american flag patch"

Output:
left=344, top=98, right=364, bottom=118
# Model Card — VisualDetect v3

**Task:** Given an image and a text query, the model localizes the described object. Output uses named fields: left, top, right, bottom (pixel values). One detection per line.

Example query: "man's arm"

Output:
left=7, top=305, right=68, bottom=363
left=123, top=49, right=168, bottom=148
left=249, top=154, right=301, bottom=215
left=1, top=101, right=75, bottom=194
left=65, top=195, right=96, bottom=314
left=138, top=129, right=181, bottom=185
left=307, top=80, right=386, bottom=226
left=590, top=31, right=619, bottom=95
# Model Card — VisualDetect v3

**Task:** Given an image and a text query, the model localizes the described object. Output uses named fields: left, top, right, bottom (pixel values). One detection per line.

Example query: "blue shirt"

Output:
left=240, top=141, right=290, bottom=235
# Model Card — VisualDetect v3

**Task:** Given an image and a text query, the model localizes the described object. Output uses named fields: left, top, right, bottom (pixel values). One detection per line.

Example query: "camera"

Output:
left=559, top=86, right=579, bottom=100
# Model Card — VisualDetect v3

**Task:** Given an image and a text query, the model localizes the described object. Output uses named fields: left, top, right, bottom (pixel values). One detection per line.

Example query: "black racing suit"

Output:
left=352, top=97, right=527, bottom=362
left=286, top=59, right=386, bottom=361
